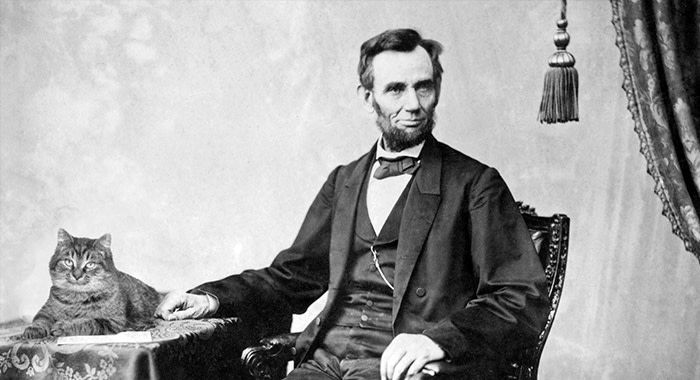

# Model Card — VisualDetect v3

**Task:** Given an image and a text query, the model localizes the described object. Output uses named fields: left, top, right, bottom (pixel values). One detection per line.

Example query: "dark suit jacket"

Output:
left=196, top=135, right=549, bottom=363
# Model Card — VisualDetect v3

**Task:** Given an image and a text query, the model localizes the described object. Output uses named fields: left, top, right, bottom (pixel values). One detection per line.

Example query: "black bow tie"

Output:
left=373, top=156, right=420, bottom=179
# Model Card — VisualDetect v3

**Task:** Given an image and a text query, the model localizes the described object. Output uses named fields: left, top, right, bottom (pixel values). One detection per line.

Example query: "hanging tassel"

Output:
left=538, top=0, right=579, bottom=124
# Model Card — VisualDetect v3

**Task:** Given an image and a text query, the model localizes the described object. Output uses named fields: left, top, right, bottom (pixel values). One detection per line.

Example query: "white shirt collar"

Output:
left=375, top=138, right=425, bottom=161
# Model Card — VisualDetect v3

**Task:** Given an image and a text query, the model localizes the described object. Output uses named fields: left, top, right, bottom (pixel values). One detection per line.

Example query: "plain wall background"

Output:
left=1, top=1, right=698, bottom=378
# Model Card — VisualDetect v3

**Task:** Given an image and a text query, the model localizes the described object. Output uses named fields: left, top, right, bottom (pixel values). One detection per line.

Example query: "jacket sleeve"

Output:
left=423, top=167, right=550, bottom=361
left=192, top=166, right=341, bottom=323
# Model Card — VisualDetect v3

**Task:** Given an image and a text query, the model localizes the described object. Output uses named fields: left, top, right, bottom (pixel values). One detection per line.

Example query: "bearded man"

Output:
left=156, top=28, right=549, bottom=380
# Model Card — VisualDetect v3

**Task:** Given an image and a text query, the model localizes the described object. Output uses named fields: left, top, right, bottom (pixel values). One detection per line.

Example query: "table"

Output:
left=0, top=318, right=255, bottom=380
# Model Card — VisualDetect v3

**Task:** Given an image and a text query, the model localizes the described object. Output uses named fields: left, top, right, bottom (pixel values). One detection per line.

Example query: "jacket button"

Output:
left=415, top=287, right=426, bottom=297
left=316, top=317, right=322, bottom=326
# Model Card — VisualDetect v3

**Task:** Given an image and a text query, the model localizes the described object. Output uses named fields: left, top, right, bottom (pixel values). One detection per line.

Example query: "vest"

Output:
left=319, top=170, right=413, bottom=359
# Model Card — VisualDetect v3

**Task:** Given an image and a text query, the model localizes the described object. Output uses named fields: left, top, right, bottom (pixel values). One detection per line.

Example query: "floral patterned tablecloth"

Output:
left=0, top=318, right=254, bottom=380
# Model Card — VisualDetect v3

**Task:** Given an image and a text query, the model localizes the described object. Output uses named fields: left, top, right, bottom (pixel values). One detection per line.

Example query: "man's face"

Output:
left=362, top=46, right=439, bottom=152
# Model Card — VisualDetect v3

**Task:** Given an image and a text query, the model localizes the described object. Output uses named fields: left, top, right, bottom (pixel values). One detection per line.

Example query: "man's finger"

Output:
left=380, top=344, right=394, bottom=380
left=154, top=309, right=171, bottom=320
left=391, top=354, right=414, bottom=380
left=380, top=347, right=388, bottom=380
left=384, top=349, right=406, bottom=380
left=405, top=355, right=430, bottom=379
left=169, top=308, right=197, bottom=321
left=154, top=292, right=186, bottom=319
left=382, top=334, right=407, bottom=380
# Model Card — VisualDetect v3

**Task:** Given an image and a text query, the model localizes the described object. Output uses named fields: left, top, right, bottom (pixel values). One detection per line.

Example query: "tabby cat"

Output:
left=22, top=229, right=162, bottom=338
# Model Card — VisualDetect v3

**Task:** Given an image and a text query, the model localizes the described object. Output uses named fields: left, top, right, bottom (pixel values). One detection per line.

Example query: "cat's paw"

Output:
left=22, top=325, right=49, bottom=339
left=50, top=321, right=69, bottom=337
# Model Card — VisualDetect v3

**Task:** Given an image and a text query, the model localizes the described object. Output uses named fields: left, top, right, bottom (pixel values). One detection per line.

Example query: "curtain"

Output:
left=611, top=0, right=700, bottom=263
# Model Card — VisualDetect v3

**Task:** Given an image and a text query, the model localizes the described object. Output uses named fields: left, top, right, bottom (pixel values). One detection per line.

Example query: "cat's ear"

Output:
left=97, top=233, right=112, bottom=249
left=57, top=229, right=73, bottom=245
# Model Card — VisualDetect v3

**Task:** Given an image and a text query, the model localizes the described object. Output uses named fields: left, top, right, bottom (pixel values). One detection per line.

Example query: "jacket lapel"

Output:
left=328, top=144, right=376, bottom=291
left=392, top=135, right=442, bottom=322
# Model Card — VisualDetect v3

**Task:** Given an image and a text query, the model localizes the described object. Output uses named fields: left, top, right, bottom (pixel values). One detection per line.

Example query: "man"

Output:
left=156, top=29, right=549, bottom=380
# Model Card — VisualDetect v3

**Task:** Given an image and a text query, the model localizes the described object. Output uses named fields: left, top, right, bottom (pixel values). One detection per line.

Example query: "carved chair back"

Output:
left=505, top=203, right=570, bottom=379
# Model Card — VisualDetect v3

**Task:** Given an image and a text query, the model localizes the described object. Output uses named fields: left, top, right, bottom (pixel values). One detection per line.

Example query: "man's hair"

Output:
left=358, top=28, right=444, bottom=90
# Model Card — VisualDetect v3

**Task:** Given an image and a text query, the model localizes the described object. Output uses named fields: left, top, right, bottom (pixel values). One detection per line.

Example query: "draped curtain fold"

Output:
left=611, top=0, right=700, bottom=263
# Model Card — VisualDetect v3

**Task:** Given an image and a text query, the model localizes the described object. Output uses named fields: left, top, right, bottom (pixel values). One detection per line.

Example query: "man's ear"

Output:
left=357, top=85, right=374, bottom=113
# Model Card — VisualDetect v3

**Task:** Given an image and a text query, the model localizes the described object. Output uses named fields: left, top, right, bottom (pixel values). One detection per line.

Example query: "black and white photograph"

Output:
left=0, top=1, right=698, bottom=379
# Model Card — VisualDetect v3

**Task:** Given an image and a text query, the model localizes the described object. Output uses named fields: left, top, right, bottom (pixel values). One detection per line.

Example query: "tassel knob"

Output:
left=550, top=20, right=575, bottom=68
left=553, top=20, right=571, bottom=49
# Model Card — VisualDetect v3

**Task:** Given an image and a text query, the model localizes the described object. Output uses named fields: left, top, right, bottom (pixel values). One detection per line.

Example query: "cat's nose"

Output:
left=71, top=268, right=84, bottom=280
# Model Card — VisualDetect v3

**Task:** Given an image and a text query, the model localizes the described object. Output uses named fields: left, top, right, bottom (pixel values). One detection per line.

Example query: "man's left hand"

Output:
left=380, top=333, right=446, bottom=380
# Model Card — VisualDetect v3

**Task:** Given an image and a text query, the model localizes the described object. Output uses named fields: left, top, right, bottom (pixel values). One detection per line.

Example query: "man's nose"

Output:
left=402, top=88, right=421, bottom=112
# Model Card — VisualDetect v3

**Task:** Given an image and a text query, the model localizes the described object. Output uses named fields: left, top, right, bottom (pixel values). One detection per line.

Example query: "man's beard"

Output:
left=373, top=102, right=435, bottom=152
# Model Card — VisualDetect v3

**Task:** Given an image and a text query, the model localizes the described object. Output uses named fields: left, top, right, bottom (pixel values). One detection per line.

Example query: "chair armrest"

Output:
left=241, top=332, right=300, bottom=380
left=410, top=357, right=520, bottom=380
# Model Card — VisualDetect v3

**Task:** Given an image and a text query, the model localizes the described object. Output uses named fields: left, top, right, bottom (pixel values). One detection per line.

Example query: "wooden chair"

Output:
left=241, top=203, right=570, bottom=380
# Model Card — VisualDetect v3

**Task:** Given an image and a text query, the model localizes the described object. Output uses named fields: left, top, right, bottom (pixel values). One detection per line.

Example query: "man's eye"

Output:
left=416, top=86, right=434, bottom=95
left=387, top=87, right=403, bottom=94
left=63, top=259, right=73, bottom=267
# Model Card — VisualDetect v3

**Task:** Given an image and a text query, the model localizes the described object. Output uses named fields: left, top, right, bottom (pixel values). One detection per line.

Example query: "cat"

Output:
left=22, top=229, right=162, bottom=339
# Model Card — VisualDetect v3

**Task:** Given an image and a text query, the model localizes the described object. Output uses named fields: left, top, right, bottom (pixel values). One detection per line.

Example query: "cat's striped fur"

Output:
left=22, top=229, right=161, bottom=338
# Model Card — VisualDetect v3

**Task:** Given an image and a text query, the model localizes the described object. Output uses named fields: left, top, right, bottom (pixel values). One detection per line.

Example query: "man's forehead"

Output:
left=371, top=47, right=434, bottom=86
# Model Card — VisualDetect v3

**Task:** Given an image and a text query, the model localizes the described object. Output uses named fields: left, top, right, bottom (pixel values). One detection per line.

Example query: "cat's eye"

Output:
left=62, top=259, right=73, bottom=267
left=85, top=262, right=96, bottom=270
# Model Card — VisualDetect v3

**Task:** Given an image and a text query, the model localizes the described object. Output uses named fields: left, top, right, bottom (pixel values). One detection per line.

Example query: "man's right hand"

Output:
left=154, top=290, right=217, bottom=321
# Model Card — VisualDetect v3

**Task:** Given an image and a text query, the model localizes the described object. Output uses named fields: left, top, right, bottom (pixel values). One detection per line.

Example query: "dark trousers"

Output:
left=285, top=325, right=389, bottom=379
left=284, top=347, right=380, bottom=380
left=284, top=346, right=502, bottom=380
left=283, top=327, right=494, bottom=380
left=283, top=347, right=489, bottom=380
